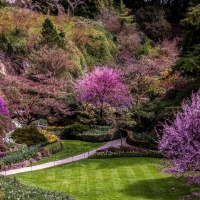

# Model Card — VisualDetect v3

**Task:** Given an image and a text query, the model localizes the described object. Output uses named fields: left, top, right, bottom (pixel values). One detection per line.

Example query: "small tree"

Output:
left=33, top=45, right=73, bottom=93
left=76, top=66, right=131, bottom=118
left=41, top=18, right=65, bottom=48
left=158, top=88, right=200, bottom=187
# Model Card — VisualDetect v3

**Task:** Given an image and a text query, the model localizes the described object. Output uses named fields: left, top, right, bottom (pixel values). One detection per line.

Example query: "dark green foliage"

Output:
left=78, top=132, right=113, bottom=142
left=126, top=134, right=158, bottom=150
left=0, top=29, right=28, bottom=56
left=41, top=18, right=65, bottom=48
left=11, top=125, right=47, bottom=146
left=0, top=175, right=74, bottom=200
left=61, top=122, right=90, bottom=139
left=89, top=149, right=163, bottom=159
left=180, top=4, right=200, bottom=53
left=172, top=44, right=200, bottom=77
left=45, top=141, right=62, bottom=154
left=135, top=6, right=171, bottom=41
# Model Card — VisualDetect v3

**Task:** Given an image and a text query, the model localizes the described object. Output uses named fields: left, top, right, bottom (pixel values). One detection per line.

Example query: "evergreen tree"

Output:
left=114, top=0, right=134, bottom=26
left=41, top=18, right=65, bottom=48
left=180, top=4, right=200, bottom=53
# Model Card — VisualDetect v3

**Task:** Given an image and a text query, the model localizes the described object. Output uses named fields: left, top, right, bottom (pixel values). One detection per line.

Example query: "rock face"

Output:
left=0, top=61, right=6, bottom=75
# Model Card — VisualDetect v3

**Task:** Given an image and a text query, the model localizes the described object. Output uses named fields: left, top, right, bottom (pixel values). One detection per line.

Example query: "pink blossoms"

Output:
left=159, top=88, right=200, bottom=185
left=76, top=66, right=131, bottom=117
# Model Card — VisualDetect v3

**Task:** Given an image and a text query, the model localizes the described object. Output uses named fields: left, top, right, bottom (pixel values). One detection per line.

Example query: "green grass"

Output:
left=30, top=140, right=105, bottom=166
left=11, top=158, right=196, bottom=200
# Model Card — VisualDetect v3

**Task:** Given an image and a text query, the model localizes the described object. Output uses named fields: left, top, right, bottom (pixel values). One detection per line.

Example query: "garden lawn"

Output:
left=31, top=140, right=105, bottom=166
left=11, top=157, right=195, bottom=200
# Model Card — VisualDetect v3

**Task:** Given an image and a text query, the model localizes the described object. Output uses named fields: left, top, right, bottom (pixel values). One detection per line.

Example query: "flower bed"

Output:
left=0, top=175, right=74, bottom=200
left=89, top=146, right=163, bottom=159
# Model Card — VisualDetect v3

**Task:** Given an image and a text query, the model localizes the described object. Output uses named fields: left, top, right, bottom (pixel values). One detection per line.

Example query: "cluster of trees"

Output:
left=0, top=0, right=200, bottom=195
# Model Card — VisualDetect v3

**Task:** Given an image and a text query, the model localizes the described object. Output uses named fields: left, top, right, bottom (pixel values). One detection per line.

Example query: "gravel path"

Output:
left=0, top=138, right=131, bottom=176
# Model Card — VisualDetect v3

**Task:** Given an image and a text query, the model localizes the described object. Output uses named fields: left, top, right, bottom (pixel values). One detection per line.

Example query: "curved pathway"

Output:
left=0, top=138, right=132, bottom=176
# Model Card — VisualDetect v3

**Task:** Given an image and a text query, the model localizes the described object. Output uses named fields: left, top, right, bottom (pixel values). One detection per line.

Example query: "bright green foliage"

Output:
left=41, top=18, right=65, bottom=48
left=61, top=122, right=90, bottom=139
left=80, top=25, right=118, bottom=66
left=0, top=29, right=28, bottom=56
left=11, top=125, right=47, bottom=146
left=180, top=4, right=200, bottom=52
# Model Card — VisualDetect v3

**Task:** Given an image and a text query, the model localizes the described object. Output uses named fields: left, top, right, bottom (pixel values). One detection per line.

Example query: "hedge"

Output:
left=89, top=150, right=163, bottom=159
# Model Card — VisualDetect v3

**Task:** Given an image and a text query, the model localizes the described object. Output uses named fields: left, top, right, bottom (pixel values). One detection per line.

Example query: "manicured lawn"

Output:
left=31, top=140, right=106, bottom=166
left=11, top=157, right=195, bottom=200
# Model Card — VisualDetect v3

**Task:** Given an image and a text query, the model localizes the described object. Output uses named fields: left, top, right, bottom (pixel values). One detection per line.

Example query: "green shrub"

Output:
left=126, top=134, right=158, bottom=150
left=78, top=132, right=113, bottom=142
left=11, top=125, right=47, bottom=146
left=89, top=150, right=163, bottom=159
left=45, top=142, right=62, bottom=154
left=60, top=122, right=90, bottom=139
left=30, top=119, right=48, bottom=126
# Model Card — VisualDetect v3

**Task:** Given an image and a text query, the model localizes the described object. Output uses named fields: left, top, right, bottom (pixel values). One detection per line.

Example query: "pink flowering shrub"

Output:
left=76, top=66, right=131, bottom=117
left=158, top=88, right=200, bottom=185
left=0, top=97, right=9, bottom=115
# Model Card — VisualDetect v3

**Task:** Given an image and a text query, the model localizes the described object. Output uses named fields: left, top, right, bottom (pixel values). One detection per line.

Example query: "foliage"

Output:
left=132, top=132, right=159, bottom=143
left=0, top=175, right=74, bottom=200
left=0, top=29, right=28, bottom=57
left=76, top=66, right=131, bottom=118
left=45, top=141, right=62, bottom=154
left=0, top=142, right=46, bottom=166
left=135, top=6, right=171, bottom=41
left=89, top=149, right=163, bottom=159
left=126, top=134, right=158, bottom=150
left=0, top=96, right=9, bottom=115
left=5, top=144, right=28, bottom=156
left=60, top=122, right=90, bottom=139
left=40, top=18, right=65, bottom=48
left=78, top=130, right=114, bottom=142
left=11, top=125, right=47, bottom=146
left=180, top=4, right=200, bottom=53
left=80, top=27, right=118, bottom=66
left=172, top=44, right=200, bottom=77
left=158, top=88, right=200, bottom=186
left=40, top=129, right=58, bottom=143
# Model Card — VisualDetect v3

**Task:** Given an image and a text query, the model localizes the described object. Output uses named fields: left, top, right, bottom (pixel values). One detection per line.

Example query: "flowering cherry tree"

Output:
left=0, top=96, right=9, bottom=115
left=76, top=66, right=131, bottom=118
left=158, top=88, right=200, bottom=186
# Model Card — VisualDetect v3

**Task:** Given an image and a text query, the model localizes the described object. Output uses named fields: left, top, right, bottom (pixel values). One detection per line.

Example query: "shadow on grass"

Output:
left=120, top=176, right=194, bottom=200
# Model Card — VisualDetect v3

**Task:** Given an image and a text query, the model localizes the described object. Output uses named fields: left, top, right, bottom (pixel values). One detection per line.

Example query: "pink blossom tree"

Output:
left=76, top=66, right=131, bottom=118
left=158, top=88, right=200, bottom=187
left=0, top=97, right=9, bottom=115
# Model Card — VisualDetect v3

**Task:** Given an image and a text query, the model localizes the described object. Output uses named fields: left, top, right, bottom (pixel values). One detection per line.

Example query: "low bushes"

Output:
left=89, top=149, right=163, bottom=159
left=60, top=123, right=90, bottom=139
left=126, top=133, right=158, bottom=150
left=78, top=132, right=113, bottom=142
left=0, top=175, right=74, bottom=200
left=45, top=141, right=62, bottom=155
left=77, top=125, right=115, bottom=142
left=11, top=125, right=47, bottom=146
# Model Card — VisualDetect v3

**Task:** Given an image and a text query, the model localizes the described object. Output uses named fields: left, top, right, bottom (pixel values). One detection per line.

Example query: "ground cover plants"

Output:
left=0, top=175, right=74, bottom=200
left=10, top=158, right=198, bottom=200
